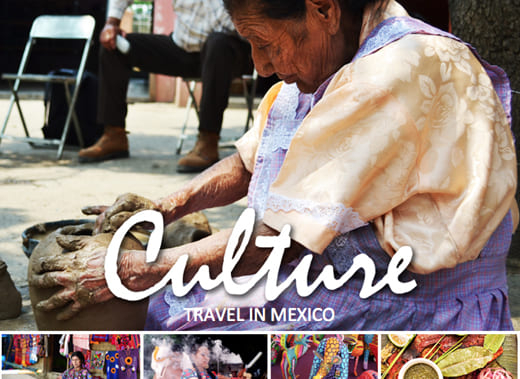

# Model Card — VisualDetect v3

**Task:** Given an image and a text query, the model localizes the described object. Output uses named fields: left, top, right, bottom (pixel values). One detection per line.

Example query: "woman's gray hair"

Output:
left=223, top=0, right=388, bottom=20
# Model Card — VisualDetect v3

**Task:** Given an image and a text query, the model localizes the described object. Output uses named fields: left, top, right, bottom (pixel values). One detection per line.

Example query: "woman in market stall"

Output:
left=60, top=351, right=92, bottom=379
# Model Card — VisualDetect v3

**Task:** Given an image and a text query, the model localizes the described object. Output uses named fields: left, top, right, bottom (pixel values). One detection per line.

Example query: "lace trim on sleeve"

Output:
left=266, top=192, right=367, bottom=234
left=164, top=286, right=204, bottom=318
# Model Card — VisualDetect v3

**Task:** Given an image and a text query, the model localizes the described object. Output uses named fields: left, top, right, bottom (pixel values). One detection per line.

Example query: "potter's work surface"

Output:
left=0, top=99, right=248, bottom=330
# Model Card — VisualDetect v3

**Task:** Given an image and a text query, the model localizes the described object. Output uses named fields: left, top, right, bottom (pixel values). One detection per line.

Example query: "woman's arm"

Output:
left=120, top=221, right=303, bottom=291
left=90, top=152, right=251, bottom=233
left=157, top=152, right=251, bottom=224
left=31, top=220, right=303, bottom=319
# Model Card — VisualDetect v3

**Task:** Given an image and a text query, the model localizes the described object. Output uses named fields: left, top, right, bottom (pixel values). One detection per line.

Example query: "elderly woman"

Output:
left=61, top=352, right=92, bottom=379
left=33, top=0, right=516, bottom=331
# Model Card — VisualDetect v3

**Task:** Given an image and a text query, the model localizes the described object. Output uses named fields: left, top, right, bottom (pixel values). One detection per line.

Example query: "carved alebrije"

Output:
left=309, top=336, right=349, bottom=379
left=350, top=336, right=365, bottom=376
left=274, top=335, right=312, bottom=379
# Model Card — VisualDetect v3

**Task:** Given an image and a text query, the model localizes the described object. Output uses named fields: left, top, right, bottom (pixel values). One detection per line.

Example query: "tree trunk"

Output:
left=448, top=0, right=520, bottom=261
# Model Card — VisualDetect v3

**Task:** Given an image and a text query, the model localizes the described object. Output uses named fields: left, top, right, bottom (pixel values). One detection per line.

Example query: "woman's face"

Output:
left=232, top=0, right=349, bottom=93
left=71, top=356, right=82, bottom=370
left=193, top=346, right=210, bottom=370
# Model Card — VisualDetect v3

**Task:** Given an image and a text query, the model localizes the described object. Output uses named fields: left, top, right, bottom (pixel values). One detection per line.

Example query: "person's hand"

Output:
left=99, top=18, right=123, bottom=50
left=82, top=193, right=160, bottom=234
left=30, top=224, right=113, bottom=320
left=29, top=224, right=144, bottom=320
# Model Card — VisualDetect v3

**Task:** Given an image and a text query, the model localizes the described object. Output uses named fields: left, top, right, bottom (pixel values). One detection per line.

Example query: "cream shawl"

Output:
left=236, top=1, right=517, bottom=274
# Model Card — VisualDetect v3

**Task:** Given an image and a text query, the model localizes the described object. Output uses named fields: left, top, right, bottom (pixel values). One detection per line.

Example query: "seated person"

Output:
left=35, top=0, right=517, bottom=331
left=79, top=0, right=253, bottom=173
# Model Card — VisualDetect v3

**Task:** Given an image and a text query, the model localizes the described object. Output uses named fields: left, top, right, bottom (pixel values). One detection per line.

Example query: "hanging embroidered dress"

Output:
left=118, top=349, right=140, bottom=379
left=106, top=351, right=120, bottom=379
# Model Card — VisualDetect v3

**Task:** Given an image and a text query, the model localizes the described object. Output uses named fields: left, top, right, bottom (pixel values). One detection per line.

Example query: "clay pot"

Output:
left=26, top=212, right=213, bottom=330
left=27, top=223, right=149, bottom=331
left=162, top=212, right=212, bottom=248
left=0, top=260, right=22, bottom=320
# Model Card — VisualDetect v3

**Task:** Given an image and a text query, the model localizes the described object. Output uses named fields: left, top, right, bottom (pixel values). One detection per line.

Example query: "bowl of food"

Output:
left=398, top=358, right=443, bottom=379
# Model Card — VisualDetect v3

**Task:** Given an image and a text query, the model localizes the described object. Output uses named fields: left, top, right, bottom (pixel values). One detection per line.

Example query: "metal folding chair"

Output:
left=175, top=69, right=258, bottom=155
left=0, top=15, right=96, bottom=159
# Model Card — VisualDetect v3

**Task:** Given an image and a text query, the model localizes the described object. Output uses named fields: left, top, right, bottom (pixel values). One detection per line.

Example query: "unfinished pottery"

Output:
left=162, top=212, right=212, bottom=248
left=28, top=223, right=149, bottom=331
left=0, top=260, right=22, bottom=320
left=26, top=212, right=212, bottom=330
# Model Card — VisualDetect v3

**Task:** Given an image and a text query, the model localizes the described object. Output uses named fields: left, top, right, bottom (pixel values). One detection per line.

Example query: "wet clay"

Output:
left=162, top=212, right=212, bottom=248
left=28, top=224, right=149, bottom=331
left=0, top=260, right=22, bottom=320
left=27, top=213, right=212, bottom=330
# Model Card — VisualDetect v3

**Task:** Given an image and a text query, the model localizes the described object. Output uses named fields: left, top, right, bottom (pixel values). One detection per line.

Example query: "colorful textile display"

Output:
left=73, top=335, right=90, bottom=351
left=11, top=335, right=41, bottom=367
left=91, top=335, right=109, bottom=343
left=118, top=349, right=139, bottom=379
left=90, top=351, right=106, bottom=371
left=105, top=351, right=120, bottom=379
left=111, top=335, right=140, bottom=350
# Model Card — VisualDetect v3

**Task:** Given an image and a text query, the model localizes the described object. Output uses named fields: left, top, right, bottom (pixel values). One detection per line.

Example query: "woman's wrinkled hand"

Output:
left=82, top=193, right=160, bottom=235
left=30, top=227, right=115, bottom=321
left=29, top=219, right=175, bottom=321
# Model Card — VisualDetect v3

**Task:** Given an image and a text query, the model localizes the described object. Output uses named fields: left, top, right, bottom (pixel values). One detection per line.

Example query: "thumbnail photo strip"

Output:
left=2, top=334, right=141, bottom=379
left=1, top=333, right=519, bottom=378
left=379, top=333, right=517, bottom=379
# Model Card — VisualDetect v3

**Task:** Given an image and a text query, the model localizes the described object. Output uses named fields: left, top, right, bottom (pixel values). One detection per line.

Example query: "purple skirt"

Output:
left=145, top=211, right=513, bottom=331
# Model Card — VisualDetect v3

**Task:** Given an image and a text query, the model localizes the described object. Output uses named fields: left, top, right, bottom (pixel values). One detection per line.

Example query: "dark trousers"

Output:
left=97, top=32, right=253, bottom=135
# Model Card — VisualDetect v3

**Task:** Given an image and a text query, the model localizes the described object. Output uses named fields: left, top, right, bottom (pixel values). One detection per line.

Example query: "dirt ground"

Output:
left=0, top=98, right=519, bottom=331
left=0, top=98, right=248, bottom=330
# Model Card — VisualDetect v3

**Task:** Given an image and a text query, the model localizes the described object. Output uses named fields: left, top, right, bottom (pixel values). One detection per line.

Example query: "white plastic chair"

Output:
left=0, top=15, right=96, bottom=159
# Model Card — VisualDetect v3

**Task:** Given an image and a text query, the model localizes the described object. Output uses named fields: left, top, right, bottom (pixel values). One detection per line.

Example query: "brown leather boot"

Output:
left=0, top=260, right=22, bottom=320
left=177, top=131, right=219, bottom=173
left=78, top=126, right=129, bottom=163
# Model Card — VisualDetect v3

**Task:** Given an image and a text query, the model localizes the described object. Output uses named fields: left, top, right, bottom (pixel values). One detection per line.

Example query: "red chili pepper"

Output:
left=489, top=346, right=504, bottom=363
